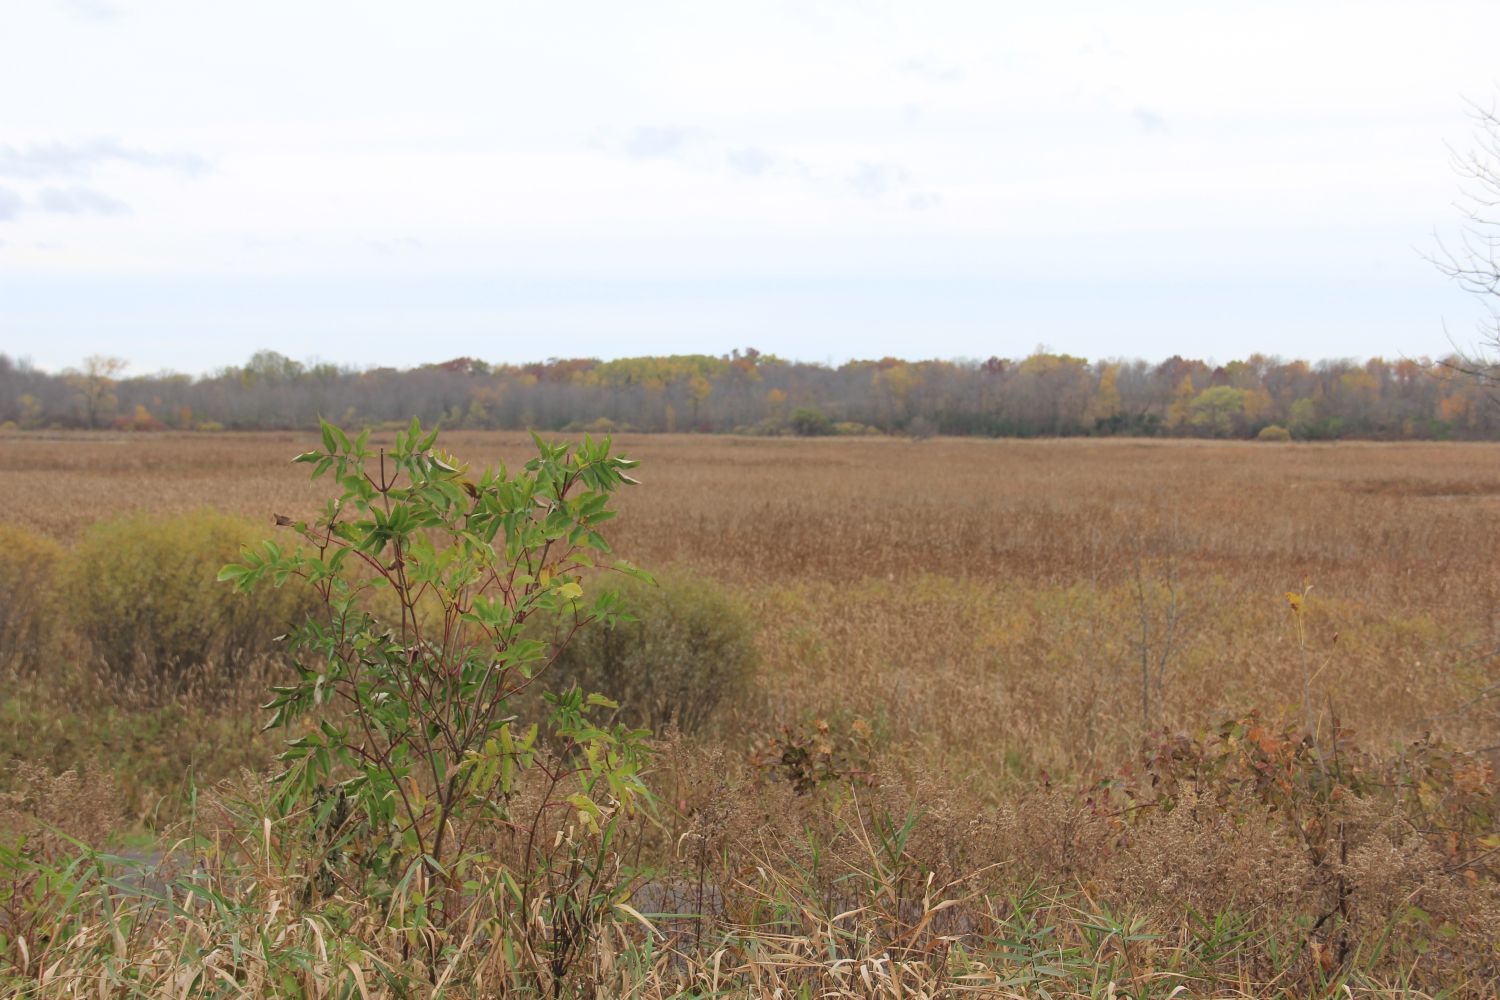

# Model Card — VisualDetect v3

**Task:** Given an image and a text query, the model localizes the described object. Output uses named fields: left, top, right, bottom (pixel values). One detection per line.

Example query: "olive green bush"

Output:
left=789, top=406, right=834, bottom=436
left=549, top=568, right=757, bottom=733
left=0, top=524, right=63, bottom=677
left=58, top=510, right=311, bottom=692
left=221, top=421, right=654, bottom=986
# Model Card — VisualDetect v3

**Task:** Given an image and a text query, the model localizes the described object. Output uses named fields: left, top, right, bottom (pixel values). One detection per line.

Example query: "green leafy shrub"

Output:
left=1256, top=424, right=1292, bottom=441
left=0, top=525, right=62, bottom=677
left=58, top=510, right=311, bottom=692
left=549, top=568, right=758, bottom=733
left=222, top=420, right=654, bottom=985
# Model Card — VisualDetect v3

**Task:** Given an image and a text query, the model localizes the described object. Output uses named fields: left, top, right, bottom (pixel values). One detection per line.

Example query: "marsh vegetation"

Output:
left=2, top=430, right=1499, bottom=995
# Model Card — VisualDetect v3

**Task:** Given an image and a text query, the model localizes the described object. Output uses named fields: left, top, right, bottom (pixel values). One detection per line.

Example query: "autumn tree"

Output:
left=1166, top=376, right=1197, bottom=432
left=1087, top=362, right=1123, bottom=429
left=1188, top=386, right=1248, bottom=437
left=64, top=355, right=127, bottom=428
left=765, top=387, right=788, bottom=422
left=687, top=373, right=712, bottom=427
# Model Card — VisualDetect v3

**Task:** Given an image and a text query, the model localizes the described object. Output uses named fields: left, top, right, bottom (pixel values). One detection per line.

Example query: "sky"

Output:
left=3, top=1, right=1500, bottom=376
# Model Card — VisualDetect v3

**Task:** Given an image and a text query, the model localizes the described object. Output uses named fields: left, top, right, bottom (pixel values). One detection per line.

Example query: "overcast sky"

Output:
left=3, top=1, right=1499, bottom=375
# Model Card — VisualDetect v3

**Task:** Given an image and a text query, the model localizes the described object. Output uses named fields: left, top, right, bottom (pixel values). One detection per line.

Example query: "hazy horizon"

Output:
left=3, top=336, right=1473, bottom=382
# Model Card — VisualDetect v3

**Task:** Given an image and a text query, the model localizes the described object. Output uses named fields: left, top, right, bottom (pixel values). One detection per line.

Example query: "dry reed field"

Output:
left=3, top=429, right=1500, bottom=995
left=6, top=431, right=1500, bottom=771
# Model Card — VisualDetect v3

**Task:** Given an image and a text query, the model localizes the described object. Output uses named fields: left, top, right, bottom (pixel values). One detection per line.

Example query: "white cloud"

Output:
left=0, top=138, right=203, bottom=179
left=623, top=126, right=695, bottom=159
left=62, top=0, right=124, bottom=21
left=896, top=56, right=965, bottom=84
left=38, top=185, right=129, bottom=215
left=726, top=147, right=774, bottom=176
left=846, top=162, right=909, bottom=199
left=1131, top=108, right=1168, bottom=134
left=365, top=236, right=424, bottom=255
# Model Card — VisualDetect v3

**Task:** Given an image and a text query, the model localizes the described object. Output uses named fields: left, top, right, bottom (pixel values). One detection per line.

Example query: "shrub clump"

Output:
left=0, top=524, right=63, bottom=677
left=1256, top=424, right=1292, bottom=441
left=550, top=569, right=757, bottom=733
left=789, top=407, right=834, bottom=436
left=59, top=511, right=310, bottom=691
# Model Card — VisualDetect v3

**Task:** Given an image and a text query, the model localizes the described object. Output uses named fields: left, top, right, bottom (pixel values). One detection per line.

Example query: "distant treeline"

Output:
left=1, top=348, right=1495, bottom=440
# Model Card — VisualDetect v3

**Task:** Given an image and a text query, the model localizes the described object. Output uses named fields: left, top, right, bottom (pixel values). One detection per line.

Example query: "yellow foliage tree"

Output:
left=1166, top=376, right=1196, bottom=431
left=1088, top=363, right=1122, bottom=425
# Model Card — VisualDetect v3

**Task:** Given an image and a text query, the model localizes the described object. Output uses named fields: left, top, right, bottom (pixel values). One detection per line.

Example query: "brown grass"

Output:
left=5, top=432, right=1498, bottom=772
left=4, top=431, right=1500, bottom=993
